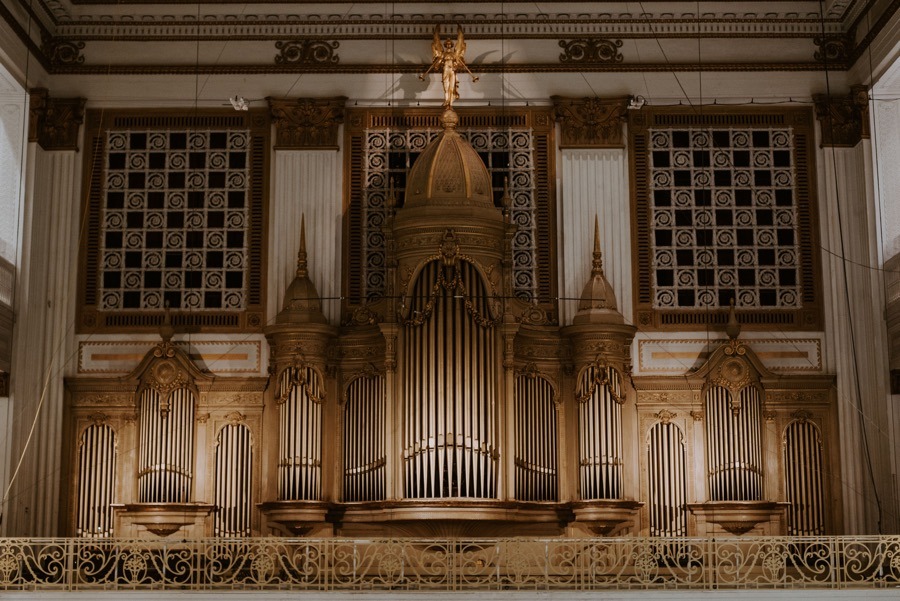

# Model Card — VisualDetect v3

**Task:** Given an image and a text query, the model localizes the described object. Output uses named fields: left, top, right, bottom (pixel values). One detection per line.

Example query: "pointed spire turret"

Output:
left=573, top=215, right=623, bottom=325
left=278, top=213, right=326, bottom=324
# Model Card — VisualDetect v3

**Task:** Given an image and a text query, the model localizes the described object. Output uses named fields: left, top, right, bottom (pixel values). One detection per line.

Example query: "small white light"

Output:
left=627, top=95, right=646, bottom=110
left=229, top=96, right=249, bottom=111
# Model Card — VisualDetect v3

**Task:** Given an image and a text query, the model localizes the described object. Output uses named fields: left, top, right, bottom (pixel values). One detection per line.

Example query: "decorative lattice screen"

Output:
left=79, top=111, right=269, bottom=332
left=630, top=108, right=821, bottom=330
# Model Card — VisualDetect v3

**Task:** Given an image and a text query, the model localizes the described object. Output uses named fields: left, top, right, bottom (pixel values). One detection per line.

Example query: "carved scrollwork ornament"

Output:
left=41, top=33, right=85, bottom=67
left=790, top=409, right=813, bottom=423
left=655, top=409, right=677, bottom=424
left=558, top=38, right=624, bottom=64
left=27, top=88, right=85, bottom=150
left=814, top=85, right=870, bottom=147
left=87, top=412, right=110, bottom=426
left=813, top=34, right=853, bottom=65
left=275, top=40, right=340, bottom=65
left=224, top=411, right=246, bottom=425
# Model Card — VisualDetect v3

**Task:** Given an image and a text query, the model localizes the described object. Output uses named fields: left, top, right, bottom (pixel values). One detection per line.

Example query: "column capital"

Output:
left=813, top=85, right=870, bottom=147
left=551, top=95, right=629, bottom=149
left=28, top=88, right=86, bottom=151
left=267, top=96, right=347, bottom=149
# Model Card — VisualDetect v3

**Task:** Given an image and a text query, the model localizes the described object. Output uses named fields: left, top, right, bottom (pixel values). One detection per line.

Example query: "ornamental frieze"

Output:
left=268, top=97, right=346, bottom=149
left=28, top=88, right=85, bottom=151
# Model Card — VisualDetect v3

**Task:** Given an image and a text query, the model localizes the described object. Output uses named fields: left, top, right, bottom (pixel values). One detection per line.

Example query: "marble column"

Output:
left=553, top=97, right=633, bottom=327
left=5, top=89, right=84, bottom=536
left=267, top=98, right=346, bottom=326
left=815, top=88, right=897, bottom=534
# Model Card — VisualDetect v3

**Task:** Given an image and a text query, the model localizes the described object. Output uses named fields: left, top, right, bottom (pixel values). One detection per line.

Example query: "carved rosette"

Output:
left=268, top=97, right=347, bottom=149
left=28, top=88, right=86, bottom=151
left=813, top=85, right=870, bottom=147
left=552, top=96, right=629, bottom=148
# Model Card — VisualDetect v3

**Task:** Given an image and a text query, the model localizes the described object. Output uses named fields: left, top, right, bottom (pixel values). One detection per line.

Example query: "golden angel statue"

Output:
left=419, top=25, right=479, bottom=108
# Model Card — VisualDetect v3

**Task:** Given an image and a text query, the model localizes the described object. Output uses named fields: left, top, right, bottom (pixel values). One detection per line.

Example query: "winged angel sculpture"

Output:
left=419, top=25, right=479, bottom=108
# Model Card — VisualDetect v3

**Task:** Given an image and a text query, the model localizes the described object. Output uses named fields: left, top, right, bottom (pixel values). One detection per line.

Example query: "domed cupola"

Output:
left=405, top=109, right=494, bottom=209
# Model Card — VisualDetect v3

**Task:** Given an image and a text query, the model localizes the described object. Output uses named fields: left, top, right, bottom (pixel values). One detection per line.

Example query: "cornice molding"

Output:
left=28, top=88, right=86, bottom=150
left=41, top=61, right=843, bottom=76
left=51, top=17, right=843, bottom=41
left=552, top=96, right=629, bottom=149
left=813, top=84, right=870, bottom=147
left=268, top=96, right=347, bottom=149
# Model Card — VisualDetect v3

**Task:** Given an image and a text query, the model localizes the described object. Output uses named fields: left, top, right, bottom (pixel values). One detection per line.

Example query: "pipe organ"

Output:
left=278, top=366, right=324, bottom=501
left=76, top=423, right=116, bottom=538
left=215, top=423, right=253, bottom=537
left=578, top=365, right=624, bottom=501
left=402, top=259, right=498, bottom=500
left=343, top=374, right=386, bottom=502
left=137, top=387, right=195, bottom=504
left=61, top=105, right=840, bottom=540
left=513, top=373, right=558, bottom=502
left=705, top=385, right=764, bottom=502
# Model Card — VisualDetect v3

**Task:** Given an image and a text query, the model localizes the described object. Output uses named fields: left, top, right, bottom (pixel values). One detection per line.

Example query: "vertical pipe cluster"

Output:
left=215, top=423, right=252, bottom=536
left=403, top=260, right=497, bottom=499
left=785, top=420, right=825, bottom=535
left=137, top=388, right=195, bottom=503
left=578, top=366, right=623, bottom=500
left=76, top=424, right=116, bottom=537
left=343, top=375, right=386, bottom=502
left=647, top=422, right=687, bottom=536
left=278, top=366, right=324, bottom=500
left=514, top=374, right=558, bottom=501
left=705, top=386, right=763, bottom=501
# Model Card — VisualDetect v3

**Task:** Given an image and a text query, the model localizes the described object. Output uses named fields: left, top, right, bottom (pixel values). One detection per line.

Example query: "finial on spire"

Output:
left=726, top=297, right=742, bottom=340
left=296, top=214, right=308, bottom=278
left=591, top=215, right=604, bottom=276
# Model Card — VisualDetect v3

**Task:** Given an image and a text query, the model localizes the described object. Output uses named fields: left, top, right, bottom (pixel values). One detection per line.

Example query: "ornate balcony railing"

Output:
left=2, top=537, right=900, bottom=591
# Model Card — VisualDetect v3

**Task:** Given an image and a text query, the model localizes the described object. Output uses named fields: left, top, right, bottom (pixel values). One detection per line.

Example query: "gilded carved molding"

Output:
left=552, top=96, right=629, bottom=148
left=813, top=85, right=870, bottom=147
left=558, top=38, right=624, bottom=64
left=268, top=97, right=347, bottom=149
left=28, top=88, right=86, bottom=151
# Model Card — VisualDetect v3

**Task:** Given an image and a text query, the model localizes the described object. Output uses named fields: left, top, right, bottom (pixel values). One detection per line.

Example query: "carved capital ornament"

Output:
left=552, top=96, right=629, bottom=148
left=268, top=97, right=347, bottom=149
left=813, top=85, right=870, bottom=147
left=28, top=88, right=86, bottom=151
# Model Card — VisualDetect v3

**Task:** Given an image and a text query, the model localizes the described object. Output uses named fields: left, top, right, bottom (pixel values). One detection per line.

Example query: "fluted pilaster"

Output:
left=268, top=150, right=342, bottom=325
left=6, top=146, right=80, bottom=536
left=818, top=140, right=896, bottom=533
left=559, top=149, right=632, bottom=326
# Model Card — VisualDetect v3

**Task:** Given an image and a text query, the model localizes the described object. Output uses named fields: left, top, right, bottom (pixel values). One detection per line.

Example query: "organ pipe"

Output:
left=514, top=374, right=558, bottom=501
left=705, top=386, right=763, bottom=501
left=578, top=366, right=623, bottom=500
left=785, top=420, right=825, bottom=535
left=137, top=388, right=195, bottom=503
left=215, top=423, right=252, bottom=537
left=647, top=422, right=687, bottom=537
left=76, top=424, right=117, bottom=537
left=402, top=259, right=497, bottom=499
left=278, top=366, right=324, bottom=501
left=343, top=374, right=386, bottom=502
